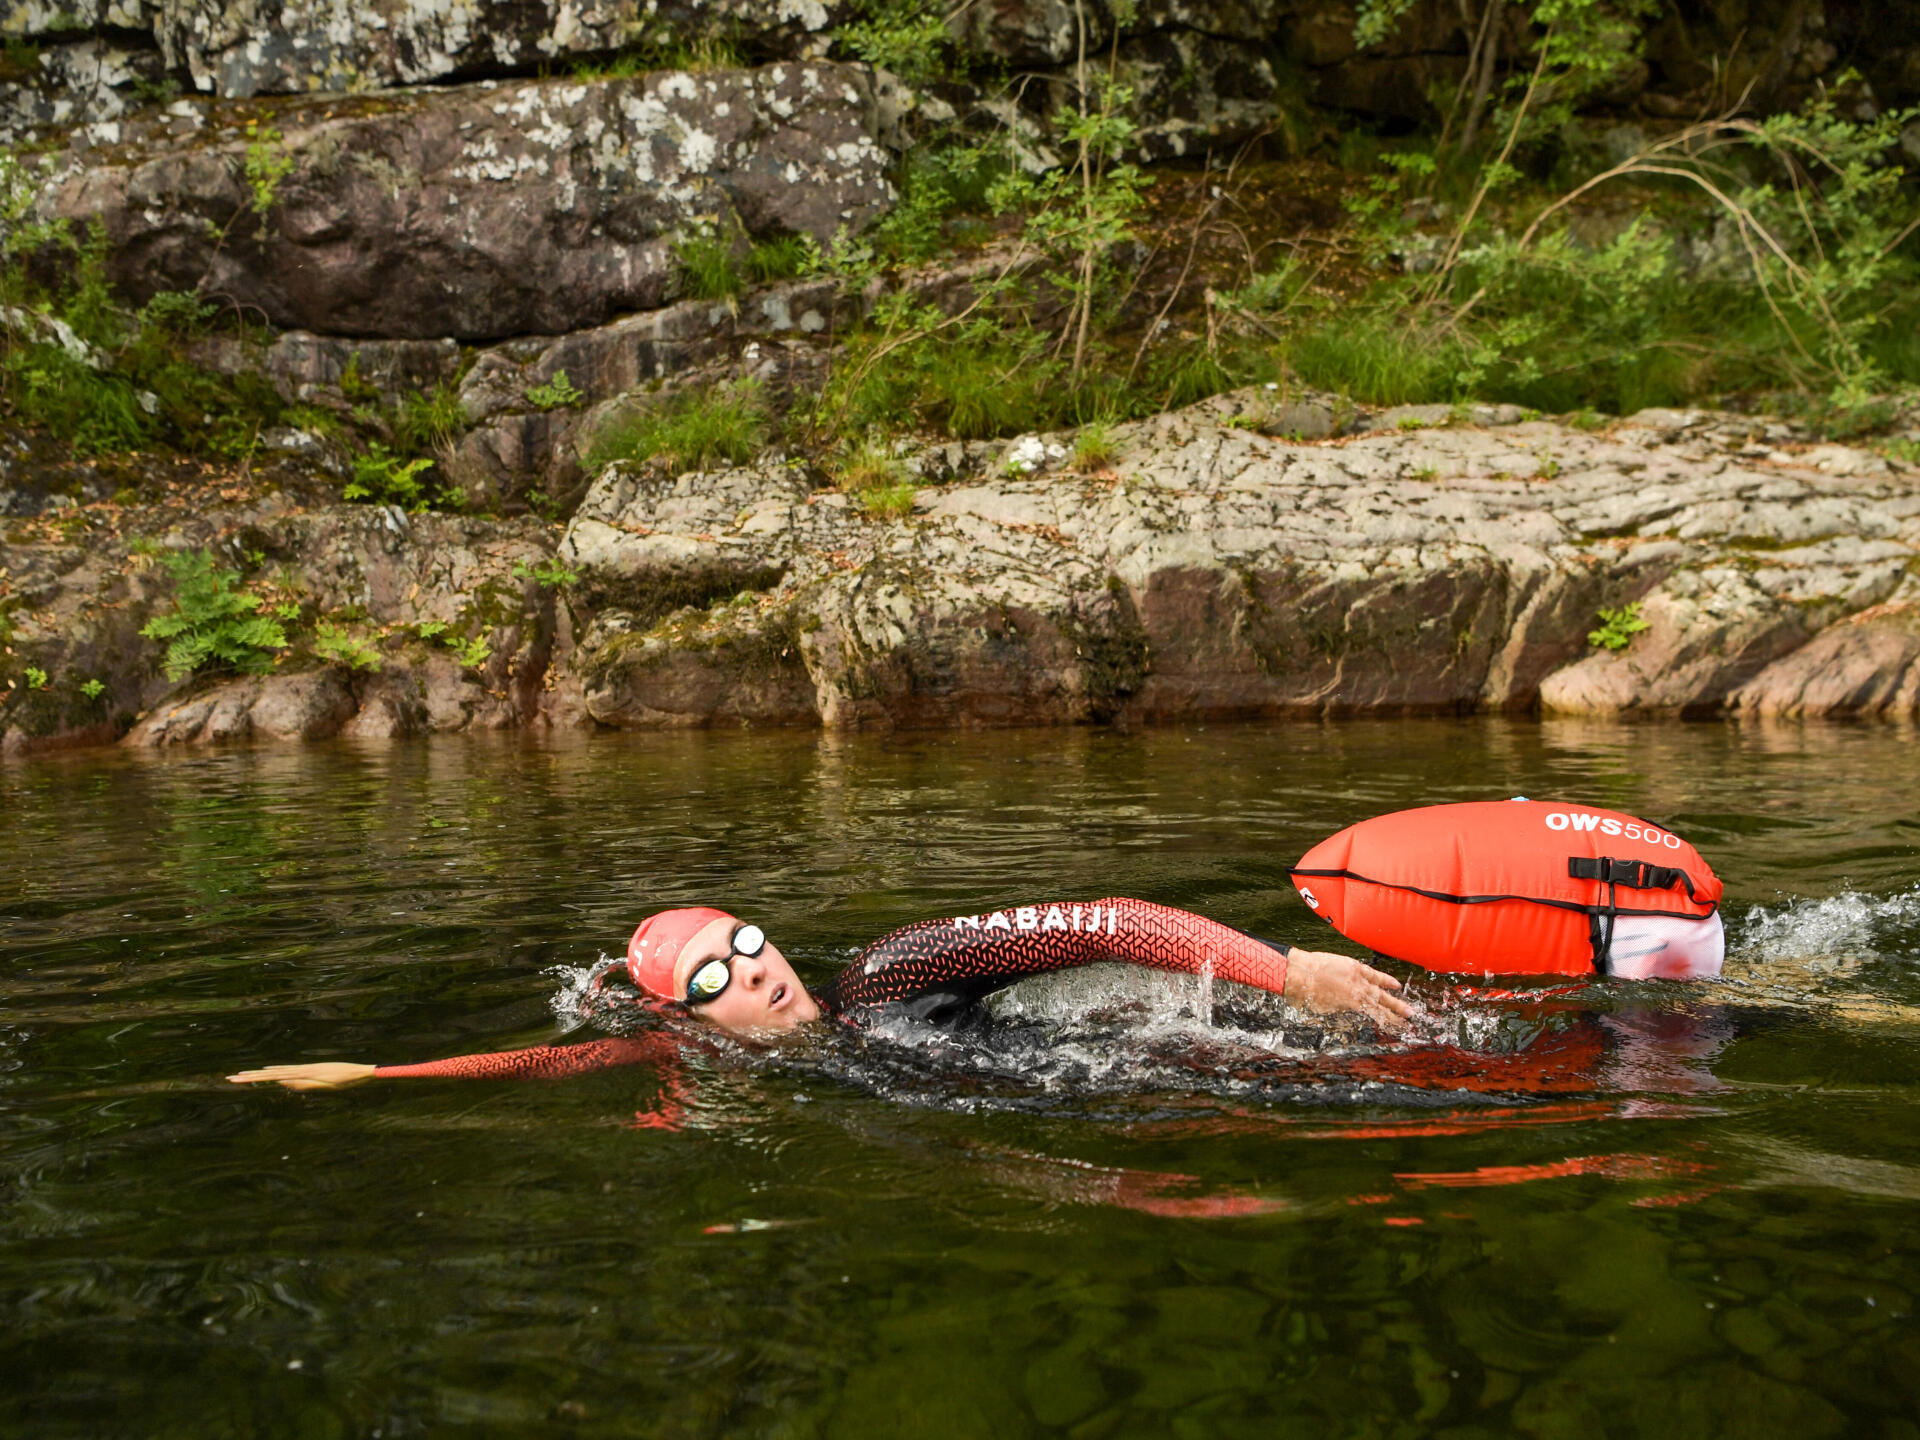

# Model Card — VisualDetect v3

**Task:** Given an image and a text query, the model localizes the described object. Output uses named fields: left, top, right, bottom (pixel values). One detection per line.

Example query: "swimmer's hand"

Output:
left=1282, top=949, right=1412, bottom=1031
left=227, top=1063, right=378, bottom=1091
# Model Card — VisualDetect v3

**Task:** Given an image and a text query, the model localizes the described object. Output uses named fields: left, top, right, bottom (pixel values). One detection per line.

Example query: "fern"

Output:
left=139, top=550, right=288, bottom=681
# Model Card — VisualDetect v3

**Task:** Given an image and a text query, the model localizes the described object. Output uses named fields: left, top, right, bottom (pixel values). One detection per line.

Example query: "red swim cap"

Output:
left=627, top=907, right=734, bottom=999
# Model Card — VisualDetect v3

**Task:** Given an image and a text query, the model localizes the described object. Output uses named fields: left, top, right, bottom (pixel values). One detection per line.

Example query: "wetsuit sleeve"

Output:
left=372, top=1034, right=674, bottom=1080
left=814, top=898, right=1290, bottom=1019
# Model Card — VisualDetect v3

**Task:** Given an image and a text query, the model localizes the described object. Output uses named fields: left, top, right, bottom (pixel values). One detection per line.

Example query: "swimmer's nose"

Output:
left=736, top=954, right=769, bottom=991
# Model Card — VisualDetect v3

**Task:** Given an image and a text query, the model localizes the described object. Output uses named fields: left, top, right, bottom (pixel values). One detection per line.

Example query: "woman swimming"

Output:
left=229, top=898, right=1412, bottom=1090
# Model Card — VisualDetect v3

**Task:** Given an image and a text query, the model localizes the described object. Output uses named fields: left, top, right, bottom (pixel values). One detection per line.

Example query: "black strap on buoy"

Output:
left=1571, top=855, right=1704, bottom=971
left=1568, top=855, right=1700, bottom=899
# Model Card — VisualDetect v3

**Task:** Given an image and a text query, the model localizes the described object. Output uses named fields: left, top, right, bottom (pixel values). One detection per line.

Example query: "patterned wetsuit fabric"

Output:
left=815, top=897, right=1290, bottom=1023
left=373, top=1034, right=676, bottom=1080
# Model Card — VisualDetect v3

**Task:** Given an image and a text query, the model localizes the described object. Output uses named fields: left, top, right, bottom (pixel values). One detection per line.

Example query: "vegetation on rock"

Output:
left=312, top=620, right=382, bottom=672
left=345, top=444, right=442, bottom=511
left=586, top=381, right=771, bottom=475
left=139, top=550, right=289, bottom=682
left=1589, top=602, right=1652, bottom=652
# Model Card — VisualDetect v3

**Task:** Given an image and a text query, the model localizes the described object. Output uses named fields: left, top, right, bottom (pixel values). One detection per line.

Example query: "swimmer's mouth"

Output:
left=770, top=982, right=790, bottom=1010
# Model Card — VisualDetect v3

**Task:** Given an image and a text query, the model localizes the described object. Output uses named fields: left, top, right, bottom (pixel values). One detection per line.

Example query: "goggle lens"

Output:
left=683, top=924, right=768, bottom=1005
left=687, top=958, right=731, bottom=1001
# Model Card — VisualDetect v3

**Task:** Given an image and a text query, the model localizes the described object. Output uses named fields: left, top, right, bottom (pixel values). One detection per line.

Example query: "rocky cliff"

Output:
left=9, top=394, right=1919, bottom=752
left=3, top=0, right=1919, bottom=751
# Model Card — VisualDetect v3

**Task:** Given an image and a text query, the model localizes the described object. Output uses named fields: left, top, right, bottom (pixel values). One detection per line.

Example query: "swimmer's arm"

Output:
left=1101, top=899, right=1411, bottom=1029
left=228, top=1035, right=674, bottom=1091
left=826, top=899, right=1409, bottom=1029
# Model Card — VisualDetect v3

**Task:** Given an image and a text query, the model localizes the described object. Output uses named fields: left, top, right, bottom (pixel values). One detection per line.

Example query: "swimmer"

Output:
left=229, top=897, right=1412, bottom=1090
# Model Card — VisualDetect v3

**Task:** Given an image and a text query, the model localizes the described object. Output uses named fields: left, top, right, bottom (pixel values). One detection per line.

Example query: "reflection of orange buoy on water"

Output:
left=1291, top=800, right=1725, bottom=978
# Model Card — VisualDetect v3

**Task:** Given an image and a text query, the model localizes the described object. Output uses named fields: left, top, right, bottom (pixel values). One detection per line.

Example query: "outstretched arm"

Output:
left=228, top=1034, right=678, bottom=1091
left=818, top=898, right=1409, bottom=1028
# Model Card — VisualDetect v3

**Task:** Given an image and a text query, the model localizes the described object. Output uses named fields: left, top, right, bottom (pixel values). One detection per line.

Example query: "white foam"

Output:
left=1733, top=886, right=1920, bottom=965
left=546, top=956, right=627, bottom=1032
left=989, top=963, right=1306, bottom=1052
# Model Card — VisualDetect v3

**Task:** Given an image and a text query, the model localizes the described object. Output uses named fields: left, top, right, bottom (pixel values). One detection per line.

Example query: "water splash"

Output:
left=1732, top=886, right=1920, bottom=967
left=547, top=956, right=633, bottom=1033
left=536, top=957, right=1724, bottom=1118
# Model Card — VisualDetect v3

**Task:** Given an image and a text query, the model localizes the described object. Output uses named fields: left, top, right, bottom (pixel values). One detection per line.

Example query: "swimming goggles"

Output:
left=684, top=923, right=766, bottom=1005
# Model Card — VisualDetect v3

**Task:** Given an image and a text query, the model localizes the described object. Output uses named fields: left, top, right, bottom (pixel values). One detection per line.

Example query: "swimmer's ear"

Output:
left=227, top=1063, right=378, bottom=1091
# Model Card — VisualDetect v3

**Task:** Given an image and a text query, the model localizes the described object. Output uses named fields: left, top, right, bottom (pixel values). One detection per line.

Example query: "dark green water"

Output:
left=3, top=720, right=1919, bottom=1439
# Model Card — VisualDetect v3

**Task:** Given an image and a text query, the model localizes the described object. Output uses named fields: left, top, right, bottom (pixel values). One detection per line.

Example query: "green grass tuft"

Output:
left=1070, top=421, right=1121, bottom=472
left=744, top=235, right=810, bottom=285
left=675, top=235, right=741, bottom=300
left=586, top=381, right=771, bottom=475
left=856, top=481, right=918, bottom=519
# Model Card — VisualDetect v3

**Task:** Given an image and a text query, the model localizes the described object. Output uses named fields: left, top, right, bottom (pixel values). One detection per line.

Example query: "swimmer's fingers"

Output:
left=1357, top=974, right=1415, bottom=1031
left=1284, top=951, right=1412, bottom=1031
left=226, top=1063, right=378, bottom=1091
left=1352, top=958, right=1413, bottom=1029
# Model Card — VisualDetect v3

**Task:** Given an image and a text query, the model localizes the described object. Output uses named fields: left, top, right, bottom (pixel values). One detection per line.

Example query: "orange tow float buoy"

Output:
left=1290, top=800, right=1724, bottom=977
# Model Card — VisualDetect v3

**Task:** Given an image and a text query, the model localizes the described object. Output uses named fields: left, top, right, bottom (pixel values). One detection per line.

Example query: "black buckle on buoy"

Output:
left=1568, top=856, right=1692, bottom=895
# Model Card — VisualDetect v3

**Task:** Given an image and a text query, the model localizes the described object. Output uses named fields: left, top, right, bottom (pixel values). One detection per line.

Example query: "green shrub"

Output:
left=826, top=324, right=1066, bottom=442
left=446, top=633, right=491, bottom=670
left=0, top=206, right=292, bottom=457
left=1291, top=71, right=1920, bottom=415
left=678, top=230, right=812, bottom=299
left=830, top=438, right=918, bottom=518
left=573, top=32, right=744, bottom=80
left=511, top=557, right=581, bottom=588
left=139, top=549, right=288, bottom=681
left=393, top=382, right=466, bottom=452
left=586, top=381, right=770, bottom=474
left=1588, top=602, right=1651, bottom=652
left=836, top=0, right=952, bottom=86
left=345, top=443, right=440, bottom=509
left=526, top=370, right=584, bottom=411
left=242, top=120, right=295, bottom=224
left=832, top=437, right=903, bottom=491
left=1, top=37, right=39, bottom=83
left=313, top=620, right=382, bottom=672
left=869, top=143, right=996, bottom=264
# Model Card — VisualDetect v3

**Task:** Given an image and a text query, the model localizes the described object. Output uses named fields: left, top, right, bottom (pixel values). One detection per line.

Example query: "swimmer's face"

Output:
left=671, top=915, right=820, bottom=1033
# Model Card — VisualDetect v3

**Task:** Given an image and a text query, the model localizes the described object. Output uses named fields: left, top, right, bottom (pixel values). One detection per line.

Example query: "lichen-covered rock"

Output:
left=0, top=0, right=149, bottom=34
left=123, top=665, right=357, bottom=744
left=149, top=0, right=846, bottom=99
left=1729, top=599, right=1920, bottom=718
left=0, top=35, right=169, bottom=144
left=9, top=395, right=1920, bottom=750
left=37, top=62, right=898, bottom=339
left=1536, top=569, right=1811, bottom=717
left=562, top=459, right=805, bottom=617
left=1114, top=30, right=1283, bottom=159
left=555, top=395, right=1920, bottom=728
left=0, top=493, right=569, bottom=750
left=259, top=331, right=463, bottom=409
left=118, top=652, right=546, bottom=744
left=434, top=280, right=848, bottom=510
left=581, top=601, right=817, bottom=726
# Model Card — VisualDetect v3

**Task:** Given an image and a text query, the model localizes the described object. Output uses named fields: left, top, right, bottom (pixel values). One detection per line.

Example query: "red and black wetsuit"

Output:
left=372, top=899, right=1292, bottom=1082
left=815, top=897, right=1290, bottom=1024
